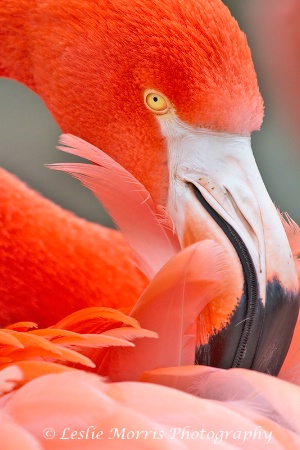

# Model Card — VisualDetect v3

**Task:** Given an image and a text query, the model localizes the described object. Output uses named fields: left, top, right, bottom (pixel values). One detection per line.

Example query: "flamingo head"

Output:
left=1, top=0, right=299, bottom=375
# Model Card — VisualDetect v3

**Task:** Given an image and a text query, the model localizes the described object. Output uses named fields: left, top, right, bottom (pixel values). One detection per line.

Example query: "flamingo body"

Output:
left=0, top=1, right=300, bottom=448
left=0, top=0, right=299, bottom=373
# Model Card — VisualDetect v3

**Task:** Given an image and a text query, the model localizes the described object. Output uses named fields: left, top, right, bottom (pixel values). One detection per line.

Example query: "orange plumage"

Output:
left=1, top=0, right=263, bottom=205
left=0, top=168, right=147, bottom=327
left=0, top=0, right=300, bottom=449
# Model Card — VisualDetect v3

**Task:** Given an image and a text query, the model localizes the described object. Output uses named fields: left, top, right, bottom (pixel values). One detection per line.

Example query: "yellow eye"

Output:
left=144, top=91, right=169, bottom=114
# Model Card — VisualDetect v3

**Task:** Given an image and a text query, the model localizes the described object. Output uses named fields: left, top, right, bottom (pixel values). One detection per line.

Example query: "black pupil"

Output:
left=153, top=97, right=158, bottom=102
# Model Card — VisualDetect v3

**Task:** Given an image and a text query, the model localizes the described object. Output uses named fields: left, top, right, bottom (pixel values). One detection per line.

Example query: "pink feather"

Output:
left=1, top=369, right=297, bottom=449
left=93, top=240, right=232, bottom=381
left=49, top=134, right=180, bottom=280
left=141, top=365, right=300, bottom=447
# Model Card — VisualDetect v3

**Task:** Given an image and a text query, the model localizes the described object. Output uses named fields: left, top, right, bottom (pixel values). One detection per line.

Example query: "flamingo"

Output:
left=0, top=0, right=300, bottom=448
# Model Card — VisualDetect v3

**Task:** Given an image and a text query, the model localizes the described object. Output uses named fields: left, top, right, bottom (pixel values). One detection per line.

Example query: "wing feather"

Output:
left=49, top=134, right=180, bottom=279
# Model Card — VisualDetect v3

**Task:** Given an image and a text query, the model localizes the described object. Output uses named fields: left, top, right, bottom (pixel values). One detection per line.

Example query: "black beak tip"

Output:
left=195, top=278, right=299, bottom=376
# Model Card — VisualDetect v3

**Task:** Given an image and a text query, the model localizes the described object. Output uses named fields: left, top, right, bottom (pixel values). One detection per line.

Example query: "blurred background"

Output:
left=1, top=1, right=300, bottom=226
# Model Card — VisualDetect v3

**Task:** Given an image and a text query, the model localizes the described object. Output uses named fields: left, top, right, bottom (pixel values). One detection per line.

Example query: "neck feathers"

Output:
left=0, top=0, right=36, bottom=89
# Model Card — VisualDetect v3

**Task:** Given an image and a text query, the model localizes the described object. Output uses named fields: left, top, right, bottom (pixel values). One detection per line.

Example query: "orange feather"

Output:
left=0, top=168, right=147, bottom=327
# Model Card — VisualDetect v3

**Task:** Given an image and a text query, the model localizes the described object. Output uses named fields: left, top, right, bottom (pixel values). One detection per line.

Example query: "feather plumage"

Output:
left=93, top=239, right=235, bottom=381
left=1, top=369, right=298, bottom=449
left=0, top=308, right=157, bottom=385
left=50, top=134, right=180, bottom=279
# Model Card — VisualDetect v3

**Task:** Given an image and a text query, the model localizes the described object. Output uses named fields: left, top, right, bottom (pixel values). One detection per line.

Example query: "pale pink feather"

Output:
left=0, top=367, right=23, bottom=396
left=0, top=418, right=42, bottom=450
left=0, top=369, right=297, bottom=449
left=49, top=134, right=180, bottom=279
left=93, top=240, right=237, bottom=381
left=141, top=365, right=300, bottom=446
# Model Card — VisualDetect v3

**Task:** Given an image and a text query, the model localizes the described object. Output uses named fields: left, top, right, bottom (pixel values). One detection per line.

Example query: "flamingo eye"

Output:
left=144, top=91, right=169, bottom=114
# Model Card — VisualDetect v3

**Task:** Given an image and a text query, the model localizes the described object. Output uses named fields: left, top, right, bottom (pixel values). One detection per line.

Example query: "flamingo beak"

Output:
left=161, top=118, right=299, bottom=375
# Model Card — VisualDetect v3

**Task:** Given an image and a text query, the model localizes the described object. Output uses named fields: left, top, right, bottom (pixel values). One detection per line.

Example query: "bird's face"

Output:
left=23, top=0, right=264, bottom=205
left=4, top=0, right=299, bottom=374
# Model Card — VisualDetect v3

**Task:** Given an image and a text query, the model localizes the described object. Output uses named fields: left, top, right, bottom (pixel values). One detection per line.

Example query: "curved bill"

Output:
left=161, top=117, right=299, bottom=376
